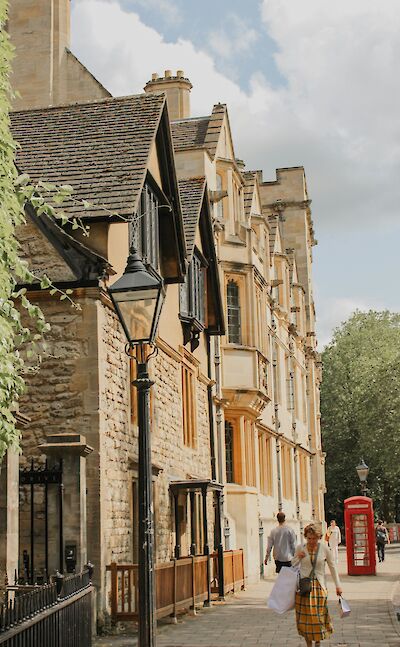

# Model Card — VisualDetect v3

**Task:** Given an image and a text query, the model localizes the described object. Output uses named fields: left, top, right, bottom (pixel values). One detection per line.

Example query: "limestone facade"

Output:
left=9, top=88, right=222, bottom=623
left=5, top=0, right=326, bottom=613
left=7, top=0, right=110, bottom=109
left=144, top=71, right=326, bottom=582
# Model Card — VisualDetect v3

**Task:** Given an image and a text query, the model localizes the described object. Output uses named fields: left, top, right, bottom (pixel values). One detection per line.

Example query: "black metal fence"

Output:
left=0, top=570, right=93, bottom=646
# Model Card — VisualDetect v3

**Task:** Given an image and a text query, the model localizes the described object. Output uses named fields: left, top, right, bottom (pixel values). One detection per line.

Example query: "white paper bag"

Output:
left=339, top=596, right=351, bottom=618
left=267, top=566, right=299, bottom=614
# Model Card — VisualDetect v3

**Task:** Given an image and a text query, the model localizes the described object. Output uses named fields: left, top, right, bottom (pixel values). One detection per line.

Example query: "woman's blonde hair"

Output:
left=304, top=523, right=322, bottom=538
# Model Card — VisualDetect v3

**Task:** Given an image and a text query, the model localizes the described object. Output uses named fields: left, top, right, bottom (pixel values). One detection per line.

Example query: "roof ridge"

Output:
left=172, top=115, right=210, bottom=123
left=179, top=175, right=206, bottom=182
left=11, top=92, right=164, bottom=115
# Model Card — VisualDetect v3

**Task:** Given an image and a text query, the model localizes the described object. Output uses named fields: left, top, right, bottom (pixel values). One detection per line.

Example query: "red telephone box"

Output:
left=344, top=496, right=376, bottom=575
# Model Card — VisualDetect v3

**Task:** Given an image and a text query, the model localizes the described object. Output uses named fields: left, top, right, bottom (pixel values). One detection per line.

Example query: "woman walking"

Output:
left=292, top=523, right=342, bottom=646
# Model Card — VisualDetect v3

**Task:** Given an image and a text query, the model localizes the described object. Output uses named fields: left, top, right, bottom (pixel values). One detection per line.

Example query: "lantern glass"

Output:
left=356, top=459, right=369, bottom=483
left=108, top=247, right=165, bottom=345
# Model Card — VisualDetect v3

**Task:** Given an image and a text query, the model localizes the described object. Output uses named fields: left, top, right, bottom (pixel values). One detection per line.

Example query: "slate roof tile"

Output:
left=10, top=93, right=166, bottom=220
left=171, top=103, right=227, bottom=160
left=178, top=177, right=206, bottom=259
left=171, top=117, right=210, bottom=151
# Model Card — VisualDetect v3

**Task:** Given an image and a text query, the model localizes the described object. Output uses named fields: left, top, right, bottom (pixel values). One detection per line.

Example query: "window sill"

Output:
left=225, top=483, right=258, bottom=495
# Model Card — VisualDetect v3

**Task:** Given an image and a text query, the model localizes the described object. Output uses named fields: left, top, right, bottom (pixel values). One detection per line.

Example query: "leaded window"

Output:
left=130, top=183, right=159, bottom=270
left=227, top=279, right=241, bottom=344
left=179, top=251, right=206, bottom=326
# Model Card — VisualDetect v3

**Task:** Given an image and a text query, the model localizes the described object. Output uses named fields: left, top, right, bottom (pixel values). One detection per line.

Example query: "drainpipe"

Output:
left=305, top=363, right=316, bottom=520
left=206, top=333, right=217, bottom=482
left=213, top=334, right=225, bottom=599
left=272, top=321, right=283, bottom=511
left=289, top=346, right=301, bottom=534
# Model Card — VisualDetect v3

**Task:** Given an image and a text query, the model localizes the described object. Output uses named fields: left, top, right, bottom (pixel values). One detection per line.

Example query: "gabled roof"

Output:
left=178, top=177, right=206, bottom=260
left=171, top=103, right=229, bottom=161
left=171, top=117, right=210, bottom=151
left=203, top=103, right=228, bottom=160
left=10, top=93, right=167, bottom=220
left=243, top=171, right=256, bottom=218
left=178, top=177, right=224, bottom=336
left=268, top=215, right=280, bottom=256
left=11, top=93, right=187, bottom=283
left=21, top=202, right=112, bottom=287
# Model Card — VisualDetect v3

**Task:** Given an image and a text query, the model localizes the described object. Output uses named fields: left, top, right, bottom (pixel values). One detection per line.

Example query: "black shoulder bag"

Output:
left=299, top=543, right=320, bottom=596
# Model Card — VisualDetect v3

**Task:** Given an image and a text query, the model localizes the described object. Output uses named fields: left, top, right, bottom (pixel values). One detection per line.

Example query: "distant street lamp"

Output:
left=109, top=245, right=166, bottom=647
left=356, top=459, right=369, bottom=496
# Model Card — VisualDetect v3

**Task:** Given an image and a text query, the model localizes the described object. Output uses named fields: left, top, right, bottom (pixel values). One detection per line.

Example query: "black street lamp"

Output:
left=356, top=459, right=369, bottom=496
left=109, top=245, right=166, bottom=647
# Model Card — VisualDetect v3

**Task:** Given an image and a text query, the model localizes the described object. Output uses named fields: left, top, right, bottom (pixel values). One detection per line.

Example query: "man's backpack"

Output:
left=376, top=528, right=387, bottom=544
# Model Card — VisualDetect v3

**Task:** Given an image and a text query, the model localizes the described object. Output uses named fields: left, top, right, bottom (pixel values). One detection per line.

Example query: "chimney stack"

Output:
left=144, top=70, right=192, bottom=121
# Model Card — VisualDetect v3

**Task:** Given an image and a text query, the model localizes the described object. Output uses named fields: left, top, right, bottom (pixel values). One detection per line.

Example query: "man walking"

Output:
left=264, top=512, right=296, bottom=573
left=376, top=520, right=390, bottom=563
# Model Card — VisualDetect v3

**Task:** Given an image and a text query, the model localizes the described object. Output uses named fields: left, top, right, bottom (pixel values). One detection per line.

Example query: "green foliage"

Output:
left=322, top=311, right=400, bottom=524
left=0, top=2, right=78, bottom=458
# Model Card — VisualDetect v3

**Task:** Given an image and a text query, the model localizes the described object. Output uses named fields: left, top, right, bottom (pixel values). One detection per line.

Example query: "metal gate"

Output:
left=18, top=459, right=64, bottom=584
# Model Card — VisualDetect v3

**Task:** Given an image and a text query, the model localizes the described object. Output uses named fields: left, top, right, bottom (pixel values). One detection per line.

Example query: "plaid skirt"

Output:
left=295, top=578, right=333, bottom=641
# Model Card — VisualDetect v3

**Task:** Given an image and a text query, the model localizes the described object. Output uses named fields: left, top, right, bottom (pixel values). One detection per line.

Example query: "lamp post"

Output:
left=109, top=245, right=165, bottom=647
left=356, top=459, right=369, bottom=496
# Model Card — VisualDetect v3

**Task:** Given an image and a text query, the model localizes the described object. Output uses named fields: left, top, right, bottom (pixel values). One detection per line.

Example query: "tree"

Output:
left=321, top=311, right=400, bottom=524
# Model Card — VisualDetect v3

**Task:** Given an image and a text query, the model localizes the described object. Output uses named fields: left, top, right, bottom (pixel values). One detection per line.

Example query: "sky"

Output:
left=70, top=0, right=400, bottom=347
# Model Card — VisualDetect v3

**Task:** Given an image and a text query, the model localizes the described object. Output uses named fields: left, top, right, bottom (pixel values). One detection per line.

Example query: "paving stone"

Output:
left=94, top=546, right=400, bottom=646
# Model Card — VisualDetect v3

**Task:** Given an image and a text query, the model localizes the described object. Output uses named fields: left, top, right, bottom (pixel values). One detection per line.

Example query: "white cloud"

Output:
left=70, top=0, right=400, bottom=343
left=315, top=296, right=385, bottom=349
left=128, top=0, right=181, bottom=25
left=207, top=13, right=259, bottom=61
left=71, top=1, right=247, bottom=112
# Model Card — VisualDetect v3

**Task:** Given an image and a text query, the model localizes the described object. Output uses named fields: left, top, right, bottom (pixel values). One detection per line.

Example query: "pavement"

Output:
left=94, top=545, right=400, bottom=646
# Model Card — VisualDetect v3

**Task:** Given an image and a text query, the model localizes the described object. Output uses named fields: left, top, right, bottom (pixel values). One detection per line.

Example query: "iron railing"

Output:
left=0, top=570, right=93, bottom=646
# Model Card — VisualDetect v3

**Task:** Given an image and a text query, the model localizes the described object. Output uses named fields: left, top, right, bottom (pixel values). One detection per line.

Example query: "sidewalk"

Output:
left=95, top=545, right=400, bottom=646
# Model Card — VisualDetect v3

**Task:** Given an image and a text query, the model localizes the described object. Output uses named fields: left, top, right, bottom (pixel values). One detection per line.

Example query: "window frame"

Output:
left=224, top=417, right=242, bottom=484
left=182, top=362, right=197, bottom=449
left=179, top=248, right=208, bottom=331
left=226, top=277, right=242, bottom=345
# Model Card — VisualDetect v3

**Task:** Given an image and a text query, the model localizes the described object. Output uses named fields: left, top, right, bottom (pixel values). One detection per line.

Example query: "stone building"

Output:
left=8, top=93, right=225, bottom=621
left=143, top=71, right=325, bottom=582
left=7, top=0, right=110, bottom=109
left=2, top=0, right=326, bottom=609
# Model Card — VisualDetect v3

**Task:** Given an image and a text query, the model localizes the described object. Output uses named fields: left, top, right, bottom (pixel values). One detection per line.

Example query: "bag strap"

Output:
left=308, top=543, right=320, bottom=579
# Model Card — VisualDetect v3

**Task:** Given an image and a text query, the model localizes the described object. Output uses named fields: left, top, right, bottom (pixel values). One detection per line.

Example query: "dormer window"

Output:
left=179, top=250, right=207, bottom=343
left=130, top=183, right=159, bottom=270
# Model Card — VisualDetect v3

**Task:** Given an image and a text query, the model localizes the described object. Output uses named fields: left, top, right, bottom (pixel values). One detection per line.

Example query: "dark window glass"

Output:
left=225, top=421, right=234, bottom=483
left=227, top=280, right=241, bottom=344
left=130, top=184, right=159, bottom=270
left=179, top=252, right=206, bottom=326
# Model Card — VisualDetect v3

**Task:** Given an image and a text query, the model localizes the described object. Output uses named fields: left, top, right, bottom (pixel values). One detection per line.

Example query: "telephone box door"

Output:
left=344, top=496, right=376, bottom=575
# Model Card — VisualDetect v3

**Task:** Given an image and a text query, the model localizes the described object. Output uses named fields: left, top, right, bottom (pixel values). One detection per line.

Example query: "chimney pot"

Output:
left=144, top=69, right=192, bottom=120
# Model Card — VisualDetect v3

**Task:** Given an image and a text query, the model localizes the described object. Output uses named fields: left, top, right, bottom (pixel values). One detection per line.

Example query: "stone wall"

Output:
left=16, top=290, right=215, bottom=617
left=97, top=307, right=215, bottom=569
left=98, top=302, right=132, bottom=574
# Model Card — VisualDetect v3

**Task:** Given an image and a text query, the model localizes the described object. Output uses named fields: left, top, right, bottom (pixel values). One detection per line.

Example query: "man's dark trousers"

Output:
left=275, top=560, right=292, bottom=573
left=377, top=542, right=385, bottom=562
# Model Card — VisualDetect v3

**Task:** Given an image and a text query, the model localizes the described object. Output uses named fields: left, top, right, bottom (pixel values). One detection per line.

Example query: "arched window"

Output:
left=225, top=421, right=234, bottom=483
left=227, top=279, right=241, bottom=344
